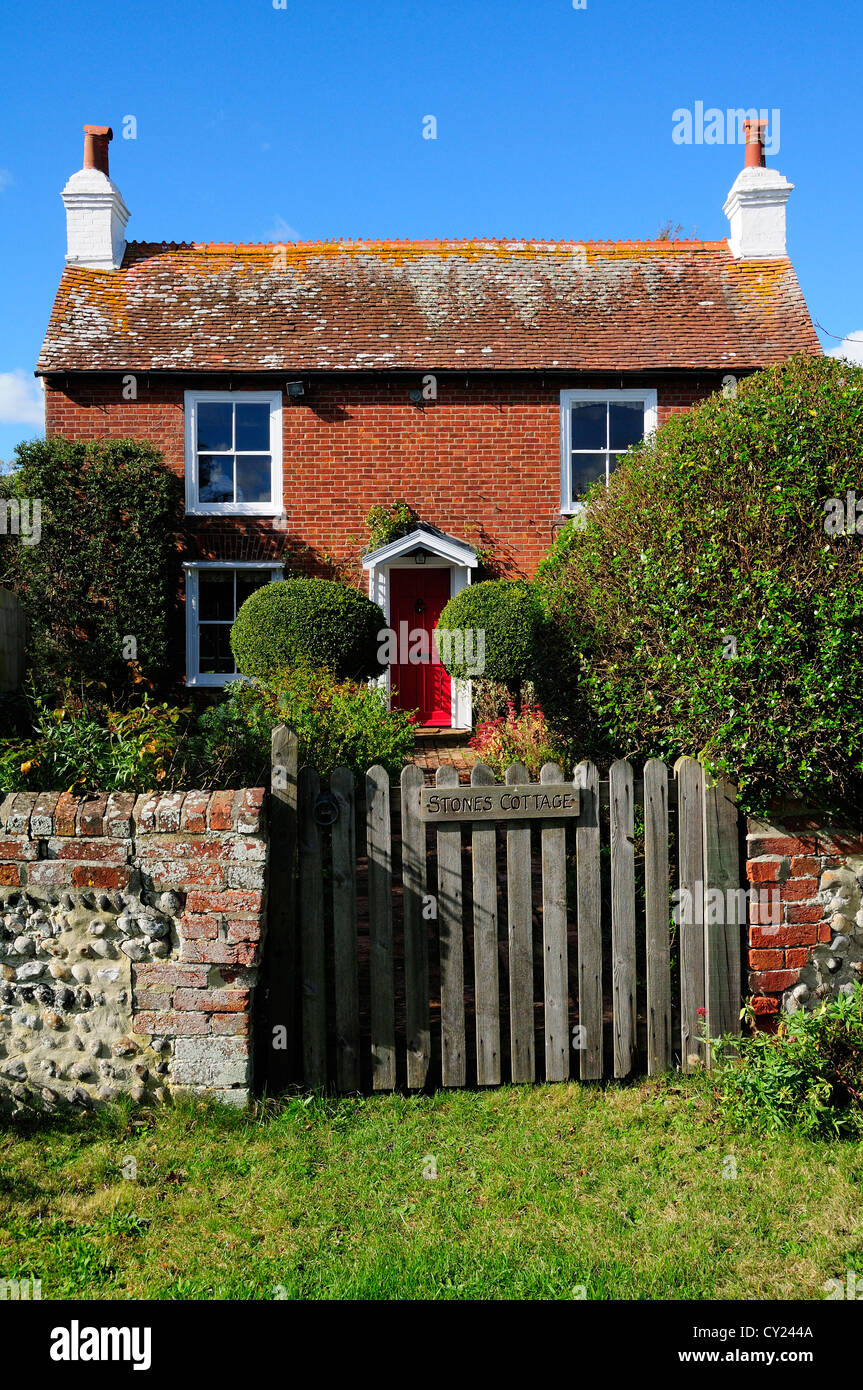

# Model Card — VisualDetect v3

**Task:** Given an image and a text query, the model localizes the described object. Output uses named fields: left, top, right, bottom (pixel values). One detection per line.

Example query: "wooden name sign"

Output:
left=420, top=784, right=580, bottom=823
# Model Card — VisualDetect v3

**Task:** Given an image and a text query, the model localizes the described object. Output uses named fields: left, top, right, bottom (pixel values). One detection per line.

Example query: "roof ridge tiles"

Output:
left=123, top=235, right=730, bottom=255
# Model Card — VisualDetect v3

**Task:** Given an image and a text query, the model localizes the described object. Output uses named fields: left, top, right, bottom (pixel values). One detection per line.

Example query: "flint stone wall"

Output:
left=0, top=788, right=267, bottom=1111
left=746, top=815, right=863, bottom=1022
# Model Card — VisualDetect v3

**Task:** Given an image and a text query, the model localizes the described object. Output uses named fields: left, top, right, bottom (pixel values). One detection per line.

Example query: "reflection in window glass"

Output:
left=196, top=569, right=273, bottom=676
left=236, top=455, right=272, bottom=504
left=196, top=402, right=233, bottom=452
left=198, top=455, right=235, bottom=503
left=193, top=397, right=275, bottom=509
left=569, top=398, right=647, bottom=499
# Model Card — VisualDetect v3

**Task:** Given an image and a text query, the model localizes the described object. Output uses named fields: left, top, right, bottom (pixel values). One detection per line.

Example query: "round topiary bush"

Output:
left=230, top=578, right=386, bottom=682
left=436, top=579, right=542, bottom=689
left=535, top=355, right=863, bottom=813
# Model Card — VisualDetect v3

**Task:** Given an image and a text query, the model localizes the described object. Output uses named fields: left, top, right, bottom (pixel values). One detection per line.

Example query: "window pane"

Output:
left=196, top=402, right=233, bottom=452
left=198, top=571, right=235, bottom=621
left=198, top=455, right=235, bottom=503
left=199, top=623, right=235, bottom=675
left=235, top=403, right=271, bottom=451
left=609, top=401, right=645, bottom=451
left=237, top=571, right=271, bottom=611
left=571, top=403, right=607, bottom=451
left=236, top=455, right=272, bottom=504
left=570, top=452, right=607, bottom=498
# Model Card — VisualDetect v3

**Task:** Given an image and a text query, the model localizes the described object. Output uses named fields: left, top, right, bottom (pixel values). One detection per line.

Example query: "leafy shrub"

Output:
left=364, top=500, right=416, bottom=552
left=230, top=578, right=385, bottom=682
left=437, top=580, right=542, bottom=692
left=198, top=666, right=416, bottom=782
left=0, top=687, right=188, bottom=795
left=260, top=665, right=415, bottom=779
left=0, top=664, right=416, bottom=794
left=535, top=356, right=863, bottom=812
left=711, top=987, right=863, bottom=1139
left=4, top=437, right=183, bottom=702
left=469, top=699, right=565, bottom=781
left=183, top=684, right=278, bottom=789
left=472, top=678, right=539, bottom=726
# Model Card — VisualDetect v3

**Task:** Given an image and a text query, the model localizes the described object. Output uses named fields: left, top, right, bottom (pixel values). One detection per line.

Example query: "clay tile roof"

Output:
left=36, top=237, right=820, bottom=374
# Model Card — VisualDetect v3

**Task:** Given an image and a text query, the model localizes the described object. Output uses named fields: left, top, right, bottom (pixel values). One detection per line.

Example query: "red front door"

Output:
left=389, top=568, right=452, bottom=727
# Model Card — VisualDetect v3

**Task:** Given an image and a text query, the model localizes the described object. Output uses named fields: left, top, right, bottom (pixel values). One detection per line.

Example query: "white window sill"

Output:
left=185, top=507, right=285, bottom=519
left=185, top=672, right=247, bottom=688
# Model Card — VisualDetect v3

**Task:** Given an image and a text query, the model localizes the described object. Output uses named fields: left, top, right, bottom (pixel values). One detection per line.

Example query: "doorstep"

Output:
left=411, top=726, right=473, bottom=742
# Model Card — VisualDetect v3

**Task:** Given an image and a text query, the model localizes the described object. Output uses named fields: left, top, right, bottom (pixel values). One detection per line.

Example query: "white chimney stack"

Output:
left=61, top=125, right=129, bottom=271
left=724, top=118, right=792, bottom=259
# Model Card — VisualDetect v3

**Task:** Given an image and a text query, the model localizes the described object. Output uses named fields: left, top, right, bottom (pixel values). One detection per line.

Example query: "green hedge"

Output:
left=3, top=437, right=182, bottom=702
left=436, top=579, right=542, bottom=689
left=535, top=355, right=863, bottom=812
left=230, top=577, right=385, bottom=681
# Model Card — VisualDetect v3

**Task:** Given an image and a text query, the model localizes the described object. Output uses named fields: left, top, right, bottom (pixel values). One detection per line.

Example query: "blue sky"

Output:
left=1, top=0, right=860, bottom=463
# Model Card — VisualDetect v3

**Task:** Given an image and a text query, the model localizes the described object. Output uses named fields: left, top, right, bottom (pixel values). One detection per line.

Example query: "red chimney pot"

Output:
left=83, top=124, right=113, bottom=177
left=743, top=118, right=767, bottom=169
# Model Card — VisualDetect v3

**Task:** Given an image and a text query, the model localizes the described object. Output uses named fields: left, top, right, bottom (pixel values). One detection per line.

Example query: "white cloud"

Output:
left=0, top=169, right=12, bottom=193
left=0, top=371, right=45, bottom=427
left=827, top=331, right=863, bottom=366
left=267, top=214, right=300, bottom=241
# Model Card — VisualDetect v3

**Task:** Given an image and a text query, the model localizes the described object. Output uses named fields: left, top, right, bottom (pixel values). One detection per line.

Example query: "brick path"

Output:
left=410, top=733, right=477, bottom=784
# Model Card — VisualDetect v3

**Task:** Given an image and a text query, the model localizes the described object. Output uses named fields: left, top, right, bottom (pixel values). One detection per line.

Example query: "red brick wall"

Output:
left=746, top=816, right=863, bottom=1023
left=44, top=372, right=723, bottom=581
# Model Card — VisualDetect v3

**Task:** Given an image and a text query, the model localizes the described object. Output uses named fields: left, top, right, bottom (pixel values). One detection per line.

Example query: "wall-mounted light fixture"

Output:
left=286, top=381, right=305, bottom=399
left=413, top=548, right=428, bottom=565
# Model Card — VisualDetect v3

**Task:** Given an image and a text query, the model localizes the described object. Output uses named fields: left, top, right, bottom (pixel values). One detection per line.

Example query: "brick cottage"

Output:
left=36, top=120, right=819, bottom=729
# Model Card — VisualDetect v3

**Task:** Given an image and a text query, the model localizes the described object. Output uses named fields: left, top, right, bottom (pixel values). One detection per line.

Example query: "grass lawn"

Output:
left=1, top=1076, right=861, bottom=1301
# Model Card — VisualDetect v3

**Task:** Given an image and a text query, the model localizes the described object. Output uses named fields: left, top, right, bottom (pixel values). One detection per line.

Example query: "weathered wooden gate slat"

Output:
left=367, top=765, right=396, bottom=1090
left=506, top=761, right=535, bottom=1083
left=331, top=766, right=360, bottom=1093
left=610, top=759, right=637, bottom=1078
left=676, top=756, right=706, bottom=1072
left=401, top=764, right=430, bottom=1089
left=574, top=760, right=602, bottom=1081
left=471, top=761, right=501, bottom=1086
left=298, top=765, right=326, bottom=1088
left=264, top=724, right=299, bottom=1090
left=644, top=758, right=671, bottom=1075
left=703, top=774, right=742, bottom=1057
left=541, top=762, right=569, bottom=1082
left=436, top=765, right=466, bottom=1087
left=270, top=737, right=745, bottom=1096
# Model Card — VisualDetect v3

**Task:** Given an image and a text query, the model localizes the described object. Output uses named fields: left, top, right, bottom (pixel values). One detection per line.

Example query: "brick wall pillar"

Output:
left=746, top=816, right=863, bottom=1023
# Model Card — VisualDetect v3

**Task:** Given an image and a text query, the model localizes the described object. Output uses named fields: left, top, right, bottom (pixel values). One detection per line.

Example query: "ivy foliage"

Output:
left=4, top=437, right=183, bottom=703
left=535, top=356, right=863, bottom=812
left=363, top=500, right=417, bottom=553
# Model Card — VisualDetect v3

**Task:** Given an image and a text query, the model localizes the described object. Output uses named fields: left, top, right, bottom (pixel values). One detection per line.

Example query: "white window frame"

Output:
left=559, top=389, right=658, bottom=514
left=184, top=390, right=284, bottom=517
left=184, top=561, right=283, bottom=687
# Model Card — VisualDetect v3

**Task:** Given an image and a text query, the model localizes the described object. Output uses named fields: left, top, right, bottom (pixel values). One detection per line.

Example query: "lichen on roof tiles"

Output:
left=37, top=236, right=820, bottom=374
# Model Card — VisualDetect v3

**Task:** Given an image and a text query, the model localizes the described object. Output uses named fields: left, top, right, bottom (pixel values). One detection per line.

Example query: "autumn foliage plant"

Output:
left=0, top=681, right=188, bottom=796
left=469, top=699, right=565, bottom=781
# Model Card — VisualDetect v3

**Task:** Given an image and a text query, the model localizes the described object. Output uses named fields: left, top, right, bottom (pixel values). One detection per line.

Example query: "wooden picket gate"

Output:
left=260, top=726, right=743, bottom=1094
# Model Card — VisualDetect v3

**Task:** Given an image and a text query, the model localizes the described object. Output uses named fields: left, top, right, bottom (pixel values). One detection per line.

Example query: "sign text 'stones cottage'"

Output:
left=420, top=785, right=580, bottom=823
